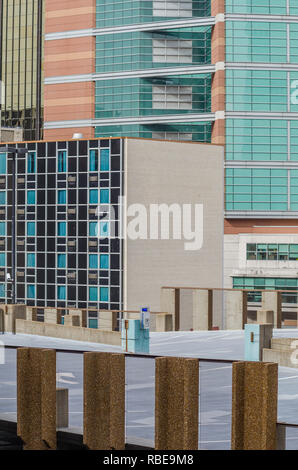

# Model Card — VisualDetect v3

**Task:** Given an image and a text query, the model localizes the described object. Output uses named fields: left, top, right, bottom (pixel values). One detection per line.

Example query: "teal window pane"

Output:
left=0, top=222, right=5, bottom=236
left=0, top=284, right=4, bottom=297
left=57, top=254, right=66, bottom=268
left=100, top=287, right=109, bottom=302
left=58, top=151, right=67, bottom=172
left=27, top=190, right=36, bottom=205
left=100, top=189, right=109, bottom=204
left=27, top=222, right=35, bottom=236
left=27, top=253, right=35, bottom=267
left=89, top=319, right=98, bottom=329
left=89, top=189, right=98, bottom=204
left=0, top=192, right=6, bottom=204
left=58, top=190, right=66, bottom=204
left=100, top=254, right=109, bottom=269
left=27, top=152, right=36, bottom=173
left=90, top=150, right=99, bottom=171
left=89, top=254, right=98, bottom=269
left=58, top=285, right=66, bottom=300
left=27, top=285, right=35, bottom=299
left=0, top=253, right=5, bottom=267
left=100, top=149, right=110, bottom=171
left=0, top=153, right=6, bottom=174
left=58, top=222, right=66, bottom=236
left=89, top=287, right=98, bottom=301
left=100, top=222, right=109, bottom=238
left=89, top=222, right=98, bottom=237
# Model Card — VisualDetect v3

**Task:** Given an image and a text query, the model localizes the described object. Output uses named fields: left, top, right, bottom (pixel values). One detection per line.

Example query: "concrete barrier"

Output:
left=3, top=304, right=27, bottom=333
left=155, top=357, right=199, bottom=450
left=56, top=388, right=69, bottom=429
left=17, top=348, right=56, bottom=450
left=161, top=288, right=179, bottom=331
left=44, top=308, right=61, bottom=325
left=155, top=313, right=173, bottom=332
left=232, top=361, right=278, bottom=450
left=262, top=291, right=282, bottom=328
left=15, top=319, right=121, bottom=346
left=193, top=289, right=212, bottom=330
left=224, top=291, right=247, bottom=330
left=84, top=352, right=125, bottom=450
left=257, top=309, right=274, bottom=325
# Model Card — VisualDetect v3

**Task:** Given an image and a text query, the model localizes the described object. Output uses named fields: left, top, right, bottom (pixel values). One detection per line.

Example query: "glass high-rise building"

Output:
left=0, top=0, right=44, bottom=140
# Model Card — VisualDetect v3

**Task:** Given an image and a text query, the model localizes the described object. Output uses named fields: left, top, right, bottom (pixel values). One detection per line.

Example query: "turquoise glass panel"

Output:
left=100, top=254, right=109, bottom=269
left=89, top=319, right=98, bottom=329
left=0, top=222, right=5, bottom=236
left=0, top=192, right=5, bottom=204
left=0, top=154, right=6, bottom=174
left=89, top=222, right=98, bottom=237
left=100, top=222, right=109, bottom=238
left=27, top=253, right=35, bottom=267
left=27, top=152, right=36, bottom=173
left=27, top=190, right=36, bottom=205
left=89, top=287, right=98, bottom=301
left=58, top=222, right=66, bottom=236
left=57, top=254, right=66, bottom=268
left=90, top=189, right=98, bottom=204
left=100, top=149, right=110, bottom=171
left=90, top=150, right=98, bottom=171
left=100, top=287, right=109, bottom=302
left=89, top=254, right=98, bottom=269
left=58, top=190, right=66, bottom=204
left=58, top=286, right=66, bottom=300
left=100, top=189, right=109, bottom=204
left=0, top=253, right=5, bottom=267
left=27, top=285, right=35, bottom=299
left=0, top=284, right=4, bottom=297
left=27, top=222, right=35, bottom=236
left=58, top=151, right=67, bottom=172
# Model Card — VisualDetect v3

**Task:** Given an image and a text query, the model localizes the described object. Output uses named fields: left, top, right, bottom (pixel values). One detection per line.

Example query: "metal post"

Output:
left=11, top=152, right=16, bottom=305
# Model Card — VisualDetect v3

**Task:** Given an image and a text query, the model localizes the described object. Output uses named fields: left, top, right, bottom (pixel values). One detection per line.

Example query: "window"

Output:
left=246, top=243, right=298, bottom=261
left=27, top=253, right=35, bottom=267
left=0, top=192, right=6, bottom=204
left=153, top=39, right=192, bottom=64
left=89, top=222, right=98, bottom=237
left=100, top=254, right=109, bottom=269
left=152, top=85, right=192, bottom=110
left=27, top=152, right=36, bottom=173
left=0, top=222, right=5, bottom=236
left=89, top=318, right=98, bottom=329
left=89, top=189, right=98, bottom=204
left=0, top=153, right=6, bottom=174
left=153, top=0, right=192, bottom=17
left=57, top=254, right=66, bottom=268
left=0, top=284, right=4, bottom=297
left=27, top=285, right=35, bottom=299
left=90, top=150, right=98, bottom=171
left=89, top=286, right=98, bottom=301
left=58, top=151, right=67, bottom=172
left=100, top=287, right=109, bottom=302
left=100, top=189, right=109, bottom=204
left=100, top=222, right=109, bottom=238
left=27, top=222, right=35, bottom=236
left=100, top=149, right=110, bottom=171
left=233, top=276, right=298, bottom=303
left=89, top=254, right=98, bottom=269
left=0, top=253, right=5, bottom=267
left=58, top=190, right=66, bottom=204
left=58, top=222, right=66, bottom=236
left=27, top=190, right=36, bottom=205
left=58, top=285, right=66, bottom=300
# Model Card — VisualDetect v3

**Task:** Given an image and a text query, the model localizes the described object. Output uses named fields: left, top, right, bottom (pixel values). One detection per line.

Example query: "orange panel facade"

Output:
left=225, top=219, right=298, bottom=235
left=45, top=0, right=96, bottom=34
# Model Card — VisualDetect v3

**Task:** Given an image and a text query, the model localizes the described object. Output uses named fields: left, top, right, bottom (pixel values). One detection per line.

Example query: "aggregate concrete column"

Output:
left=83, top=352, right=125, bottom=450
left=225, top=291, right=247, bottom=330
left=231, top=361, right=278, bottom=450
left=160, top=288, right=180, bottom=331
left=155, top=357, right=199, bottom=450
left=262, top=291, right=282, bottom=328
left=17, top=348, right=56, bottom=450
left=193, top=289, right=213, bottom=330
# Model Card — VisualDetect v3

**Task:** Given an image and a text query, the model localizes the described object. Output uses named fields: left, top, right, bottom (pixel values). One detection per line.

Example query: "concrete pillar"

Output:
left=160, top=288, right=179, bottom=331
left=244, top=324, right=273, bottom=361
left=17, top=348, right=56, bottom=450
left=262, top=291, right=282, bottom=328
left=155, top=357, right=199, bottom=450
left=56, top=388, right=69, bottom=429
left=232, top=361, right=278, bottom=450
left=155, top=314, right=173, bottom=332
left=257, top=309, right=274, bottom=325
left=98, top=311, right=113, bottom=331
left=4, top=304, right=26, bottom=333
left=26, top=307, right=37, bottom=322
left=83, top=352, right=125, bottom=450
left=44, top=308, right=61, bottom=325
left=193, top=289, right=213, bottom=331
left=225, top=291, right=247, bottom=330
left=0, top=308, right=4, bottom=333
left=68, top=309, right=87, bottom=327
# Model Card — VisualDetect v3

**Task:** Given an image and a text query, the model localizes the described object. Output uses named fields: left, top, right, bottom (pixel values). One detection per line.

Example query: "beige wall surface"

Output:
left=124, top=139, right=224, bottom=313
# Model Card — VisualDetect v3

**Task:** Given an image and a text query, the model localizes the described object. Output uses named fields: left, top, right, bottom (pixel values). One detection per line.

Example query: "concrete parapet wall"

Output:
left=193, top=289, right=212, bottom=331
left=224, top=291, right=247, bottom=330
left=263, top=348, right=297, bottom=368
left=15, top=319, right=121, bottom=346
left=262, top=292, right=281, bottom=328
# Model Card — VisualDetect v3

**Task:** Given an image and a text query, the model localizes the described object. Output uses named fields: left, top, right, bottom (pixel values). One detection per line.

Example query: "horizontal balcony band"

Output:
left=44, top=65, right=216, bottom=85
left=45, top=17, right=216, bottom=41
left=44, top=113, right=215, bottom=129
left=226, top=111, right=298, bottom=120
left=226, top=13, right=298, bottom=23
left=225, top=161, right=298, bottom=168
left=225, top=211, right=298, bottom=219
left=226, top=62, right=298, bottom=71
